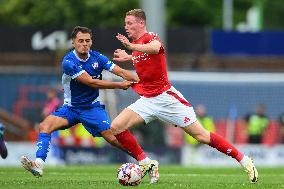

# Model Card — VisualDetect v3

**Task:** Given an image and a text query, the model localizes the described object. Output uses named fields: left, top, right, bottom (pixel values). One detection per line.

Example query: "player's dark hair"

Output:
left=71, top=26, right=92, bottom=40
left=126, top=9, right=146, bottom=22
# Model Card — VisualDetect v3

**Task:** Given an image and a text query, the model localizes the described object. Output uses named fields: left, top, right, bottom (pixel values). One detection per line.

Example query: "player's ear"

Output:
left=71, top=39, right=75, bottom=48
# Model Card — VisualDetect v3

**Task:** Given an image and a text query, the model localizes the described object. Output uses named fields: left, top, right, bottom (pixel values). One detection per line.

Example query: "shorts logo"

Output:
left=103, top=120, right=110, bottom=124
left=184, top=117, right=190, bottom=124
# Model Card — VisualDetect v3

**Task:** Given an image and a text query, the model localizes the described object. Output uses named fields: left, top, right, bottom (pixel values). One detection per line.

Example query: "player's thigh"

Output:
left=79, top=106, right=111, bottom=137
left=157, top=102, right=197, bottom=127
left=152, top=87, right=196, bottom=126
left=183, top=120, right=210, bottom=144
left=39, top=115, right=69, bottom=133
left=40, top=105, right=78, bottom=133
left=111, top=108, right=145, bottom=135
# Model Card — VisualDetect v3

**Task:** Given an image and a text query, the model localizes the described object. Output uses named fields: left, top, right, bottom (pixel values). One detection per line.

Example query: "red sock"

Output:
left=209, top=132, right=244, bottom=162
left=115, top=130, right=146, bottom=161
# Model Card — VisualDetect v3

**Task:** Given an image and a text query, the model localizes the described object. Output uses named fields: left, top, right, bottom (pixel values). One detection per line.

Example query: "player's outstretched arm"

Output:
left=76, top=71, right=133, bottom=90
left=111, top=65, right=139, bottom=82
left=116, top=33, right=161, bottom=54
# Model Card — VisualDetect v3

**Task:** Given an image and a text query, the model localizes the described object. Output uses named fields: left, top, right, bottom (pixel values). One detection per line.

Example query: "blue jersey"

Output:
left=62, top=50, right=115, bottom=108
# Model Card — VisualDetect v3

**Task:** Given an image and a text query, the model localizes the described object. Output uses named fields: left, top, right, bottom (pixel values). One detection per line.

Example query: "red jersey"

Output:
left=131, top=32, right=171, bottom=97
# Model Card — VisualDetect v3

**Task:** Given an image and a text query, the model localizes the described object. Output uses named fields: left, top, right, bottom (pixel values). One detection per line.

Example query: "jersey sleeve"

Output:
left=147, top=32, right=161, bottom=43
left=147, top=32, right=164, bottom=54
left=62, top=58, right=85, bottom=79
left=98, top=53, right=115, bottom=71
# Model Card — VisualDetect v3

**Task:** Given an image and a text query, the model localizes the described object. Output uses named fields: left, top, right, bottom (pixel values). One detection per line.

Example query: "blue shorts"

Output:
left=52, top=105, right=110, bottom=137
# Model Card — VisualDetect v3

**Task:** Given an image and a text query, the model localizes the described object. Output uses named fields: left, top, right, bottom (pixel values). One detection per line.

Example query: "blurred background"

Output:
left=1, top=0, right=284, bottom=167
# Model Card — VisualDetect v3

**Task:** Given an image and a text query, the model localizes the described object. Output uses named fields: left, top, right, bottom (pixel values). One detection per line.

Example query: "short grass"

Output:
left=0, top=165, right=283, bottom=189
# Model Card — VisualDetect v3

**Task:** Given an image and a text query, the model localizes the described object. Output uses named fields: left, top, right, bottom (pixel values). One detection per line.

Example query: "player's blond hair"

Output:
left=126, top=9, right=146, bottom=22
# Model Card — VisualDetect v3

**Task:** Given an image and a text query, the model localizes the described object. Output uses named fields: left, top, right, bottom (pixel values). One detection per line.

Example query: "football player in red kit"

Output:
left=111, top=9, right=258, bottom=184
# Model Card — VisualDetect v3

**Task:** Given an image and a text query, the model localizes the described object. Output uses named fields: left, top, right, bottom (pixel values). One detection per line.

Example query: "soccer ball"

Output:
left=117, top=163, right=142, bottom=186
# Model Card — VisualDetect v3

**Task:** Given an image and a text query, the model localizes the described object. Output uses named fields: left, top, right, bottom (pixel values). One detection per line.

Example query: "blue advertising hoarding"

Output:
left=211, top=30, right=284, bottom=56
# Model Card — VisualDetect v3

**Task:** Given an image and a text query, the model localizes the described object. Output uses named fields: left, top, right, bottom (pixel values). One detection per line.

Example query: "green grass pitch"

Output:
left=0, top=165, right=283, bottom=189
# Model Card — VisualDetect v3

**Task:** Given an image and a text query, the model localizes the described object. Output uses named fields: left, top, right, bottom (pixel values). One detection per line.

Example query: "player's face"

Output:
left=125, top=15, right=144, bottom=40
left=72, top=32, right=92, bottom=58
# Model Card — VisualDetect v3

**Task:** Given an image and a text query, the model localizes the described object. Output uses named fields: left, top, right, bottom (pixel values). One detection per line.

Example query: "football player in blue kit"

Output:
left=20, top=26, right=157, bottom=179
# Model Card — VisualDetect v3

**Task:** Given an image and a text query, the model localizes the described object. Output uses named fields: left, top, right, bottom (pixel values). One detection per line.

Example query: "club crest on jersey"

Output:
left=92, top=62, right=99, bottom=69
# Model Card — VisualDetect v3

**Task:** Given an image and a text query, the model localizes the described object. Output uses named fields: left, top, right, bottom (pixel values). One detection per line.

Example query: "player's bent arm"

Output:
left=129, top=40, right=161, bottom=54
left=111, top=65, right=139, bottom=82
left=75, top=72, right=132, bottom=90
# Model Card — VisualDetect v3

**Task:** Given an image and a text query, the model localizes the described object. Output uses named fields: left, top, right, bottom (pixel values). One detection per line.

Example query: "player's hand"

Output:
left=113, top=49, right=132, bottom=62
left=116, top=33, right=132, bottom=50
left=120, top=80, right=135, bottom=90
left=131, top=77, right=140, bottom=83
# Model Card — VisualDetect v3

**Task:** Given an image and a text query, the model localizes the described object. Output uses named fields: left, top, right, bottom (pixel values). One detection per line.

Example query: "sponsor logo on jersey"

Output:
left=132, top=53, right=150, bottom=64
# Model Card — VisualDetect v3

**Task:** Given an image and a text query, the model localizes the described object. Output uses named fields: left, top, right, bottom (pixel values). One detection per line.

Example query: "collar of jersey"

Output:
left=133, top=32, right=148, bottom=43
left=73, top=50, right=90, bottom=62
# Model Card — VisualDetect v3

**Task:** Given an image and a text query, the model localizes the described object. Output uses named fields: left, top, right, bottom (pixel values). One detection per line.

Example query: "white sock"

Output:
left=239, top=155, right=249, bottom=167
left=35, top=158, right=45, bottom=168
left=138, top=157, right=151, bottom=165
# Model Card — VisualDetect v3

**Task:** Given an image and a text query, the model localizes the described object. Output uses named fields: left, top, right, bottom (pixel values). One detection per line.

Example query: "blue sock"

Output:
left=36, top=133, right=51, bottom=162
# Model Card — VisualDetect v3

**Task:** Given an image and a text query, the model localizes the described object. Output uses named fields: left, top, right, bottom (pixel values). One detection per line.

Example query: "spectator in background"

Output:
left=41, top=87, right=61, bottom=118
left=245, top=104, right=269, bottom=144
left=0, top=122, right=8, bottom=159
left=29, top=87, right=62, bottom=143
left=184, top=104, right=215, bottom=146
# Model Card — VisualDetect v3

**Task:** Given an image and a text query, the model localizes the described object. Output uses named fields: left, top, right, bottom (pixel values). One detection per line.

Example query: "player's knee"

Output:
left=110, top=122, right=122, bottom=135
left=38, top=122, right=52, bottom=134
